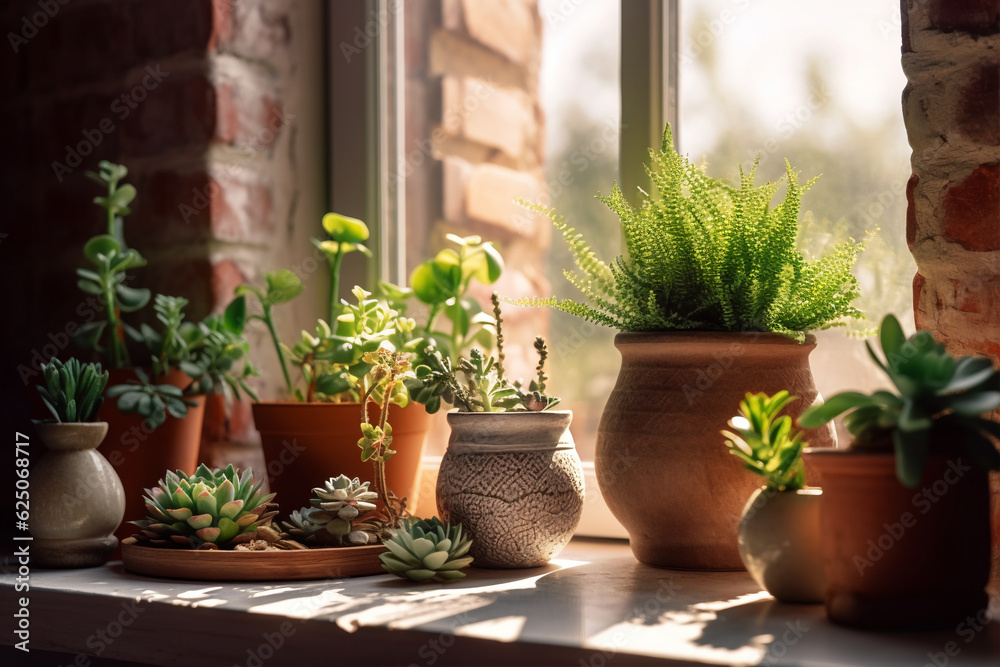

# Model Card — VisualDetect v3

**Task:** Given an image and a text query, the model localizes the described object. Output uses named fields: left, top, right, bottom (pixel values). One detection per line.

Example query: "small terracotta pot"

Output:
left=98, top=369, right=205, bottom=548
left=738, top=487, right=825, bottom=603
left=31, top=422, right=126, bottom=568
left=805, top=449, right=991, bottom=629
left=597, top=332, right=835, bottom=570
left=437, top=411, right=585, bottom=569
left=252, top=401, right=432, bottom=513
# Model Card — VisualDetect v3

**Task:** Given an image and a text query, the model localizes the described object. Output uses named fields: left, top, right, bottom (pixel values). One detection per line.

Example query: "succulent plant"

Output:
left=36, top=357, right=109, bottom=423
left=107, top=367, right=196, bottom=430
left=380, top=517, right=473, bottom=582
left=723, top=391, right=806, bottom=492
left=281, top=475, right=382, bottom=547
left=125, top=464, right=279, bottom=550
left=799, top=314, right=1000, bottom=488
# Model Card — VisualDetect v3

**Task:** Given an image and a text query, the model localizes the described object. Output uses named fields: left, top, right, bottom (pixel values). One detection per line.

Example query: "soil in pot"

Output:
left=252, top=401, right=432, bottom=513
left=597, top=331, right=836, bottom=570
left=806, top=449, right=992, bottom=630
left=437, top=411, right=585, bottom=569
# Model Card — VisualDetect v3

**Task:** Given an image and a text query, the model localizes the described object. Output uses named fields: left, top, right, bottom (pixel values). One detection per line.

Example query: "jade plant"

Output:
left=314, top=212, right=372, bottom=323
left=799, top=314, right=1000, bottom=487
left=380, top=516, right=474, bottom=582
left=514, top=124, right=867, bottom=341
left=723, top=391, right=806, bottom=492
left=281, top=475, right=382, bottom=547
left=125, top=464, right=280, bottom=550
left=35, top=358, right=110, bottom=423
left=411, top=294, right=561, bottom=413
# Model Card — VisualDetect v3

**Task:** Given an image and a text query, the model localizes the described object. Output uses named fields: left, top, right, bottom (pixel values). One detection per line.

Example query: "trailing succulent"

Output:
left=36, top=358, right=109, bottom=423
left=514, top=124, right=867, bottom=341
left=125, top=464, right=281, bottom=550
left=281, top=476, right=383, bottom=547
left=380, top=516, right=474, bottom=582
left=723, top=391, right=806, bottom=492
left=410, top=293, right=561, bottom=413
left=799, top=314, right=1000, bottom=488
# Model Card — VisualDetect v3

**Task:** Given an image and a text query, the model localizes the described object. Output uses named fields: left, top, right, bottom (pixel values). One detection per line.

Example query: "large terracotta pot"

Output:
left=437, top=411, right=585, bottom=569
left=805, top=449, right=991, bottom=630
left=738, top=487, right=825, bottom=603
left=251, top=401, right=432, bottom=513
left=98, top=369, right=205, bottom=545
left=31, top=422, right=126, bottom=568
left=596, top=332, right=836, bottom=570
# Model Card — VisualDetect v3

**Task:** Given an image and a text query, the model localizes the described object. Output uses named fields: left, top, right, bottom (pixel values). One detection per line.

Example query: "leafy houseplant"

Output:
left=722, top=391, right=824, bottom=603
left=424, top=296, right=584, bottom=569
left=509, top=123, right=849, bottom=570
left=799, top=314, right=999, bottom=629
left=30, top=358, right=126, bottom=568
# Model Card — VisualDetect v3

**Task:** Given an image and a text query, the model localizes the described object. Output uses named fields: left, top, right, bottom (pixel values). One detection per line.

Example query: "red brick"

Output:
left=928, top=0, right=999, bottom=36
left=942, top=164, right=1000, bottom=252
left=958, top=65, right=1000, bottom=145
left=209, top=0, right=234, bottom=49
left=213, top=82, right=287, bottom=150
left=905, top=173, right=919, bottom=250
left=121, top=72, right=216, bottom=157
left=219, top=1, right=291, bottom=63
left=211, top=259, right=246, bottom=310
left=129, top=0, right=214, bottom=62
left=136, top=169, right=213, bottom=243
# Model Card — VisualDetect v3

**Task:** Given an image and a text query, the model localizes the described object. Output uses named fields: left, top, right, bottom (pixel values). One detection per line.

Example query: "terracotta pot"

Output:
left=805, top=449, right=991, bottom=629
left=98, top=369, right=205, bottom=546
left=31, top=422, right=126, bottom=568
left=596, top=332, right=836, bottom=570
left=252, top=401, right=432, bottom=513
left=437, top=411, right=584, bottom=568
left=738, top=487, right=825, bottom=603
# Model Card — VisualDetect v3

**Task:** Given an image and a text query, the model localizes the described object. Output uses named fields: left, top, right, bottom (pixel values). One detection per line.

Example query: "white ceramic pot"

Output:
left=31, top=422, right=126, bottom=568
left=437, top=411, right=585, bottom=568
left=738, top=487, right=825, bottom=603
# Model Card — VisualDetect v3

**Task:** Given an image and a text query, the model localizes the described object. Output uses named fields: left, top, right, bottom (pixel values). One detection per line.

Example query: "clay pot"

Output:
left=738, top=487, right=825, bottom=603
left=596, top=332, right=836, bottom=570
left=99, top=368, right=205, bottom=546
left=31, top=422, right=126, bottom=568
left=437, top=411, right=585, bottom=569
left=252, top=401, right=432, bottom=513
left=805, top=449, right=991, bottom=629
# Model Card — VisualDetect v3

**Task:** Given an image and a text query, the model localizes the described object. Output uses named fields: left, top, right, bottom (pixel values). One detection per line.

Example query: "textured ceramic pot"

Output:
left=31, top=422, right=126, bottom=568
left=805, top=449, right=991, bottom=629
left=437, top=411, right=584, bottom=568
left=252, top=401, right=432, bottom=512
left=597, top=332, right=836, bottom=570
left=738, top=487, right=825, bottom=603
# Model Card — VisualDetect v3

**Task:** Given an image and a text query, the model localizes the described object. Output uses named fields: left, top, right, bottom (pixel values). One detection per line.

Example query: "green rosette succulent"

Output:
left=126, top=464, right=278, bottom=550
left=380, top=517, right=473, bottom=582
left=282, top=475, right=381, bottom=547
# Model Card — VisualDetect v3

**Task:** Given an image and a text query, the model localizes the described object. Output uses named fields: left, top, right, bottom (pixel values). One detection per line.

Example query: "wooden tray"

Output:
left=122, top=543, right=388, bottom=581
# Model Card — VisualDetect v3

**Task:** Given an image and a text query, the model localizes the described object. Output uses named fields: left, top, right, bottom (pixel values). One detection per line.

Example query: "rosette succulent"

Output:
left=126, top=464, right=279, bottom=550
left=380, top=517, right=473, bottom=582
left=281, top=475, right=382, bottom=547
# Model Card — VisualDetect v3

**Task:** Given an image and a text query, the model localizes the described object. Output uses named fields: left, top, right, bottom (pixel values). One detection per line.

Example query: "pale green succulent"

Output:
left=126, top=464, right=278, bottom=550
left=281, top=475, right=381, bottom=547
left=380, top=517, right=473, bottom=582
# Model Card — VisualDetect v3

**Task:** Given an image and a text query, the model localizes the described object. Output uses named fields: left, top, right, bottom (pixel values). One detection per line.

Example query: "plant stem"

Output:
left=103, top=279, right=127, bottom=369
left=329, top=248, right=344, bottom=325
left=374, top=374, right=395, bottom=526
left=263, top=304, right=293, bottom=396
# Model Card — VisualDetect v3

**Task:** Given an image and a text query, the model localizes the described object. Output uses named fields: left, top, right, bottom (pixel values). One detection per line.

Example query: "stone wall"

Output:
left=899, top=0, right=1000, bottom=578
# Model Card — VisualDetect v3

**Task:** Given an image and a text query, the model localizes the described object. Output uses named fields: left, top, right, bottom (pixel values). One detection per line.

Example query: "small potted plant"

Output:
left=411, top=294, right=584, bottom=569
left=31, top=358, right=125, bottom=568
left=799, top=314, right=1000, bottom=629
left=722, top=391, right=824, bottom=603
left=512, top=124, right=867, bottom=569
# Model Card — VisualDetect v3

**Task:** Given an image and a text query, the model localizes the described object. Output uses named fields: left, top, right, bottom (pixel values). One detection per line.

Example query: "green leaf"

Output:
left=893, top=428, right=930, bottom=488
left=321, top=212, right=369, bottom=243
left=315, top=372, right=352, bottom=397
left=116, top=284, right=151, bottom=312
left=84, top=235, right=120, bottom=263
left=264, top=270, right=304, bottom=305
left=77, top=279, right=102, bottom=296
left=949, top=391, right=1000, bottom=417
left=798, top=392, right=878, bottom=428
left=879, top=314, right=906, bottom=370
left=410, top=261, right=451, bottom=305
left=464, top=242, right=504, bottom=285
left=224, top=296, right=247, bottom=334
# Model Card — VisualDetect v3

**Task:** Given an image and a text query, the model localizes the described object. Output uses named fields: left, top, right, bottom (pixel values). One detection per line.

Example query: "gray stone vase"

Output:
left=436, top=410, right=584, bottom=569
left=31, top=422, right=126, bottom=568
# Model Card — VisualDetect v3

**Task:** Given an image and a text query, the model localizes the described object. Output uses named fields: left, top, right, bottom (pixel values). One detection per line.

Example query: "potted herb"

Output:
left=514, top=124, right=865, bottom=569
left=722, top=391, right=824, bottom=603
left=412, top=294, right=583, bottom=569
left=799, top=314, right=1000, bottom=629
left=31, top=358, right=125, bottom=568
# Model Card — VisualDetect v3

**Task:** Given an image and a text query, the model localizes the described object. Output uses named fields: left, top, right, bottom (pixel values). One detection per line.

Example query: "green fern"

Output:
left=515, top=124, right=866, bottom=341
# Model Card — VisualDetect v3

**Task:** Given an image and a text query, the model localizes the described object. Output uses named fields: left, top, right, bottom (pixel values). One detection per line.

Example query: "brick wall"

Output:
left=0, top=0, right=327, bottom=473
left=899, top=0, right=1000, bottom=578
